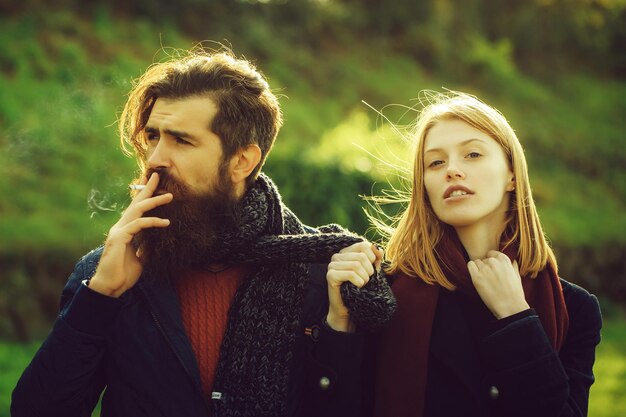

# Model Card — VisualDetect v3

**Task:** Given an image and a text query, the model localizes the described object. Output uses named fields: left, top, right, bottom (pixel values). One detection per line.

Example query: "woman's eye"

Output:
left=147, top=134, right=159, bottom=141
left=428, top=160, right=444, bottom=167
left=467, top=152, right=481, bottom=158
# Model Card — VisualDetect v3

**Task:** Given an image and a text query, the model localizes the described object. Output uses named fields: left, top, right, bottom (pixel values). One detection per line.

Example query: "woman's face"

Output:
left=422, top=119, right=514, bottom=231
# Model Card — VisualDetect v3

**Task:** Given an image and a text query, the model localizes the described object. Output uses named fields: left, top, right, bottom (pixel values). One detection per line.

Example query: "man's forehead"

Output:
left=147, top=96, right=218, bottom=130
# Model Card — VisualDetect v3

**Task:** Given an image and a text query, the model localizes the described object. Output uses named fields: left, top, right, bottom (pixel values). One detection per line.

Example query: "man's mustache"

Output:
left=144, top=168, right=187, bottom=196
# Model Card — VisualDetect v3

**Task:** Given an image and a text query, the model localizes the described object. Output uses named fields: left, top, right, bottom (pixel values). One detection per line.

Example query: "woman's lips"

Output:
left=443, top=185, right=474, bottom=199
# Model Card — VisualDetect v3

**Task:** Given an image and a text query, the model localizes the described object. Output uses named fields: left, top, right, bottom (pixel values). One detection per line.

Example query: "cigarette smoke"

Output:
left=87, top=188, right=121, bottom=219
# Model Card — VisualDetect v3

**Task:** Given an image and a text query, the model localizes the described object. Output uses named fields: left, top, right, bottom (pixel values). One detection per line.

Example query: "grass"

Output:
left=1, top=318, right=624, bottom=416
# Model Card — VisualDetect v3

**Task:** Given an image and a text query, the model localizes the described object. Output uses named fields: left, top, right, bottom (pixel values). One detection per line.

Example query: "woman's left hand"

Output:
left=467, top=250, right=530, bottom=319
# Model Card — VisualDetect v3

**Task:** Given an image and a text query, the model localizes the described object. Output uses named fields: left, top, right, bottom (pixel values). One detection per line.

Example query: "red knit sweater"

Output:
left=175, top=266, right=246, bottom=399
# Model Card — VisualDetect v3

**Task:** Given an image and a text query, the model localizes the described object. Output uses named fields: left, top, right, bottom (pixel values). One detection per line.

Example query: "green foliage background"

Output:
left=1, top=0, right=625, bottom=414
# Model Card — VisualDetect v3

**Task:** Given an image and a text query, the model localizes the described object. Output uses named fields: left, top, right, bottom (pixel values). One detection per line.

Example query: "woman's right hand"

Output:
left=326, top=241, right=383, bottom=332
left=88, top=173, right=173, bottom=298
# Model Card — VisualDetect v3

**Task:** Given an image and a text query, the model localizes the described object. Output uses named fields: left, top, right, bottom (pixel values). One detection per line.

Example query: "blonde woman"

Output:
left=330, top=91, right=601, bottom=417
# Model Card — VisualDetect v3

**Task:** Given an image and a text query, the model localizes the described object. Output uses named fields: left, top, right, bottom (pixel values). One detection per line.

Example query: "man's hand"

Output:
left=467, top=250, right=530, bottom=319
left=88, top=173, right=173, bottom=298
left=326, top=241, right=383, bottom=332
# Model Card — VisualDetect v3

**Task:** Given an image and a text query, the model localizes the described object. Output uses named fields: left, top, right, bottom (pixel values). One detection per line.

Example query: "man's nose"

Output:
left=146, top=139, right=171, bottom=170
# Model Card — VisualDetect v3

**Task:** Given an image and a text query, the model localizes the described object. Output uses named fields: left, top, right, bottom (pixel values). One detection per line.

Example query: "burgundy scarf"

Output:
left=373, top=232, right=569, bottom=417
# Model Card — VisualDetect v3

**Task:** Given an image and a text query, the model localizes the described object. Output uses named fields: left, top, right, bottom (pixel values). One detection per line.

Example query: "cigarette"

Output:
left=129, top=184, right=146, bottom=191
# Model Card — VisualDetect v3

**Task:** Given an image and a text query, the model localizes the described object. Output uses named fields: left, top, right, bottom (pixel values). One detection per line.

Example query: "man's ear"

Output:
left=229, top=144, right=262, bottom=185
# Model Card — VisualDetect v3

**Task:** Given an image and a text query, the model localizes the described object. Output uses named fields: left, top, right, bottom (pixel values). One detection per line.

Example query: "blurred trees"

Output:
left=3, top=0, right=625, bottom=77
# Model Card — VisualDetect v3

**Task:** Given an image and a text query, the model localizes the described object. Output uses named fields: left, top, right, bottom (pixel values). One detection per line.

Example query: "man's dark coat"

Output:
left=12, top=247, right=364, bottom=417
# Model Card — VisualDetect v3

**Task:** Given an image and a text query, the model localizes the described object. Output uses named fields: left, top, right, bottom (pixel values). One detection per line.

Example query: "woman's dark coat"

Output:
left=366, top=278, right=602, bottom=417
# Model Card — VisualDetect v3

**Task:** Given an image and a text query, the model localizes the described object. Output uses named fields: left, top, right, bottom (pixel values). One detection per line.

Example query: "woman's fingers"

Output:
left=331, top=252, right=375, bottom=276
left=326, top=269, right=367, bottom=288
left=468, top=253, right=529, bottom=319
left=325, top=240, right=381, bottom=332
left=327, top=260, right=371, bottom=285
left=467, top=259, right=479, bottom=276
left=486, top=250, right=505, bottom=259
left=338, top=241, right=377, bottom=264
left=327, top=241, right=382, bottom=290
left=372, top=244, right=384, bottom=271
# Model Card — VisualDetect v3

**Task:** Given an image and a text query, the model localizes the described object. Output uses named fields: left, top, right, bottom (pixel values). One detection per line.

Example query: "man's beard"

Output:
left=133, top=166, right=241, bottom=277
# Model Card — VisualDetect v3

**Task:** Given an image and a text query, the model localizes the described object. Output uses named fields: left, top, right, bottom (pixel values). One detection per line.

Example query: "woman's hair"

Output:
left=119, top=46, right=282, bottom=186
left=381, top=91, right=556, bottom=289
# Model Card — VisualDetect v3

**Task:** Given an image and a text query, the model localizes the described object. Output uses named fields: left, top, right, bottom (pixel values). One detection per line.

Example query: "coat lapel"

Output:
left=137, top=277, right=204, bottom=393
left=429, top=289, right=482, bottom=407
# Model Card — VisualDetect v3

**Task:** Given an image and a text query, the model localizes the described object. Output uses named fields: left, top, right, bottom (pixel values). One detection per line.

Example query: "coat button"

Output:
left=319, top=376, right=331, bottom=390
left=489, top=385, right=499, bottom=399
left=305, top=325, right=321, bottom=342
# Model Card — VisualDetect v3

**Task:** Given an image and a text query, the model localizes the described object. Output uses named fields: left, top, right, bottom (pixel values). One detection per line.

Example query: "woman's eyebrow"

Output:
left=424, top=138, right=487, bottom=154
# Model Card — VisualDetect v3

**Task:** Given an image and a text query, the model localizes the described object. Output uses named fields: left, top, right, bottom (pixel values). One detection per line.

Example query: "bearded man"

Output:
left=12, top=49, right=395, bottom=417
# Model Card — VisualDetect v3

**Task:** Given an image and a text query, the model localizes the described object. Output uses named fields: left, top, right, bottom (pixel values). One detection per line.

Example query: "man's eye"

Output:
left=175, top=137, right=190, bottom=145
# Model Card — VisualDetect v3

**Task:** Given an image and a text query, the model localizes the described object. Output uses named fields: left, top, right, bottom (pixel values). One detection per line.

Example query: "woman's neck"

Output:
left=455, top=223, right=503, bottom=260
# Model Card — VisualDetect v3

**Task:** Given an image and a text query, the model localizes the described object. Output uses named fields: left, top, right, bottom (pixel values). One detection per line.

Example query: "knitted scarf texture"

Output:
left=203, top=174, right=395, bottom=417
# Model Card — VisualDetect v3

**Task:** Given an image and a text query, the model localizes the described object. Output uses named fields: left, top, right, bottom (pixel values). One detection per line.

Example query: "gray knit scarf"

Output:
left=205, top=174, right=395, bottom=417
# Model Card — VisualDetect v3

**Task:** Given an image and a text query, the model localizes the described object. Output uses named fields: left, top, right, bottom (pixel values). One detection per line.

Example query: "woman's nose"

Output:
left=445, top=161, right=465, bottom=180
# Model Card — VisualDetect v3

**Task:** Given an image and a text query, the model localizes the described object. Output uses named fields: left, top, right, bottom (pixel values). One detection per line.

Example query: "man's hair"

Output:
left=375, top=91, right=556, bottom=288
left=119, top=48, right=283, bottom=185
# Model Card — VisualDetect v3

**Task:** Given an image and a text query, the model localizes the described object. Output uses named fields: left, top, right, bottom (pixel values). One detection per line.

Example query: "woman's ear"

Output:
left=506, top=175, right=515, bottom=192
left=229, top=144, right=262, bottom=185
